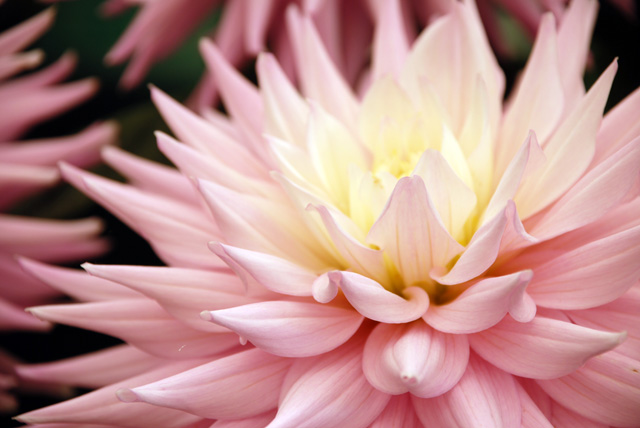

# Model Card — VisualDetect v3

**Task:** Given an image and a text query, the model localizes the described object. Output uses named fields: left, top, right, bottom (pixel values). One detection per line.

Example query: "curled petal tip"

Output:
left=116, top=388, right=140, bottom=403
left=200, top=310, right=214, bottom=321
left=312, top=273, right=338, bottom=303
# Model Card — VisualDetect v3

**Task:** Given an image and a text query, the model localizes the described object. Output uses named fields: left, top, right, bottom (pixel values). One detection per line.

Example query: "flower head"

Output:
left=18, top=0, right=640, bottom=426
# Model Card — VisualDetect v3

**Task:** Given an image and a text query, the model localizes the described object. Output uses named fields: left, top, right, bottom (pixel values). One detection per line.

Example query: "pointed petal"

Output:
left=60, top=163, right=225, bottom=270
left=83, top=263, right=252, bottom=333
left=363, top=320, right=469, bottom=397
left=412, top=354, right=521, bottom=428
left=197, top=178, right=327, bottom=270
left=424, top=271, right=535, bottom=334
left=285, top=6, right=359, bottom=126
left=257, top=53, right=308, bottom=146
left=435, top=201, right=536, bottom=285
left=199, top=39, right=270, bottom=162
left=496, top=14, right=563, bottom=178
left=569, top=286, right=640, bottom=360
left=150, top=86, right=265, bottom=177
left=202, top=300, right=363, bottom=358
left=531, top=135, right=640, bottom=240
left=470, top=315, right=625, bottom=379
left=16, top=361, right=205, bottom=428
left=516, top=60, right=617, bottom=218
left=413, top=149, right=477, bottom=240
left=27, top=299, right=239, bottom=359
left=371, top=0, right=409, bottom=81
left=537, top=350, right=640, bottom=427
left=268, top=339, right=390, bottom=428
left=310, top=204, right=389, bottom=285
left=527, top=224, right=640, bottom=309
left=330, top=271, right=429, bottom=323
left=209, top=243, right=315, bottom=297
left=18, top=257, right=140, bottom=302
left=101, top=145, right=198, bottom=206
left=368, top=176, right=463, bottom=286
left=119, top=349, right=290, bottom=420
left=17, top=345, right=161, bottom=388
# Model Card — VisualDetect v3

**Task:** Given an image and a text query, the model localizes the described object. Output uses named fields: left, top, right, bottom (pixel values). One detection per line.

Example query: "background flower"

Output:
left=46, top=0, right=636, bottom=111
left=0, top=6, right=115, bottom=415
left=10, top=0, right=640, bottom=427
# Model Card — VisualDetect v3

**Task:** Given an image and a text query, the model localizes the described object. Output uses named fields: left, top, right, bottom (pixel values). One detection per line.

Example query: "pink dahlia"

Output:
left=17, top=0, right=640, bottom=426
left=0, top=7, right=114, bottom=411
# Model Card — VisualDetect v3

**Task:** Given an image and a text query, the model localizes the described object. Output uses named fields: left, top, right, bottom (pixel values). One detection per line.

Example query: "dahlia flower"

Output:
left=0, top=7, right=113, bottom=411
left=17, top=0, right=640, bottom=426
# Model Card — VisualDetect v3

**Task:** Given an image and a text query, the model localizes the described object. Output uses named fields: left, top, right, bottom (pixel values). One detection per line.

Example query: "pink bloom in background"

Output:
left=0, top=7, right=114, bottom=411
left=55, top=0, right=634, bottom=111
left=16, top=0, right=640, bottom=426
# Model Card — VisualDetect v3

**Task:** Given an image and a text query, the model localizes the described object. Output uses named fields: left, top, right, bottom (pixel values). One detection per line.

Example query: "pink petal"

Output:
left=17, top=257, right=140, bottom=302
left=60, top=163, right=225, bottom=270
left=530, top=135, right=640, bottom=240
left=83, top=263, right=254, bottom=333
left=362, top=320, right=469, bottom=397
left=483, top=131, right=545, bottom=224
left=119, top=349, right=290, bottom=420
left=17, top=360, right=206, bottom=428
left=515, top=60, right=617, bottom=218
left=209, top=243, right=316, bottom=297
left=310, top=204, right=389, bottom=284
left=470, top=315, right=625, bottom=379
left=368, top=176, right=463, bottom=286
left=285, top=5, right=359, bottom=127
left=569, top=286, right=640, bottom=360
left=369, top=394, right=421, bottom=428
left=199, top=39, right=270, bottom=162
left=197, top=178, right=324, bottom=268
left=0, top=8, right=54, bottom=55
left=434, top=201, right=536, bottom=285
left=150, top=86, right=265, bottom=177
left=330, top=271, right=429, bottom=323
left=371, top=0, right=409, bottom=81
left=424, top=271, right=535, bottom=334
left=495, top=14, right=563, bottom=179
left=17, top=345, right=161, bottom=388
left=537, top=350, right=640, bottom=427
left=594, top=86, right=640, bottom=165
left=102, top=144, right=198, bottom=206
left=556, top=0, right=598, bottom=111
left=268, top=339, right=390, bottom=428
left=256, top=52, right=308, bottom=146
left=202, top=300, right=363, bottom=357
left=27, top=299, right=239, bottom=359
left=0, top=297, right=50, bottom=331
left=0, top=78, right=98, bottom=141
left=526, top=224, right=640, bottom=309
left=413, top=149, right=477, bottom=240
left=412, top=354, right=521, bottom=428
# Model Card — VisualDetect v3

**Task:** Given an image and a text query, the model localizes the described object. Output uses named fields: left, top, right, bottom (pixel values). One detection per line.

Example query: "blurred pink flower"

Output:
left=0, top=8, right=114, bottom=411
left=17, top=0, right=640, bottom=426
left=58, top=0, right=635, bottom=111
